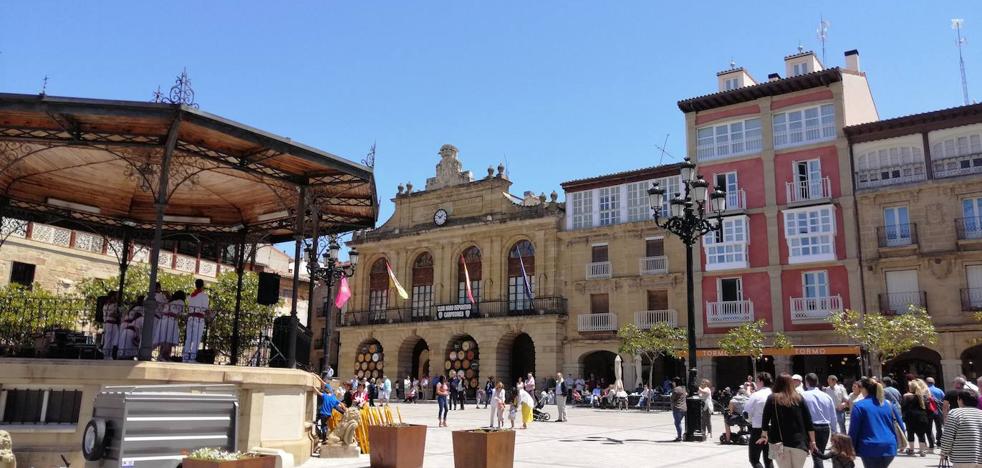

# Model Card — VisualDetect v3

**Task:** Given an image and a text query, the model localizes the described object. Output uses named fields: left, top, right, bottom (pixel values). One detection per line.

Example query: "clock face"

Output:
left=434, top=209, right=448, bottom=226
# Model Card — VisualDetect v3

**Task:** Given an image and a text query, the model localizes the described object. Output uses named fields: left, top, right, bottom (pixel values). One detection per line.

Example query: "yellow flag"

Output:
left=385, top=261, right=409, bottom=299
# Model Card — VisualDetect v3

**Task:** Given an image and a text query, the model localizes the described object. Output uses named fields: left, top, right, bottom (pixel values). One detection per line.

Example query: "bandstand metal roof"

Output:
left=0, top=93, right=378, bottom=242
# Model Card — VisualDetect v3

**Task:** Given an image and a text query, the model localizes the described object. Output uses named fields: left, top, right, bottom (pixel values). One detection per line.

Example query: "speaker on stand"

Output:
left=257, top=272, right=281, bottom=306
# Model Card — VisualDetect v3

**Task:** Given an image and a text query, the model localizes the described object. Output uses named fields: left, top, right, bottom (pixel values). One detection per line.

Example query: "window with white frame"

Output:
left=696, top=118, right=762, bottom=161
left=855, top=146, right=926, bottom=187
left=933, top=132, right=982, bottom=159
left=724, top=78, right=740, bottom=90
left=714, top=172, right=740, bottom=209
left=791, top=62, right=811, bottom=76
left=802, top=271, right=829, bottom=298
left=655, top=176, right=681, bottom=217
left=626, top=181, right=650, bottom=222
left=570, top=190, right=593, bottom=229
left=784, top=206, right=836, bottom=262
left=703, top=216, right=749, bottom=270
left=598, top=186, right=620, bottom=226
left=773, top=104, right=835, bottom=149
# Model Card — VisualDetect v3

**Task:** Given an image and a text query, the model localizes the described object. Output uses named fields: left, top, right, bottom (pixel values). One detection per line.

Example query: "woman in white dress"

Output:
left=153, top=290, right=185, bottom=361
left=116, top=296, right=144, bottom=359
left=490, top=381, right=506, bottom=428
left=101, top=292, right=121, bottom=359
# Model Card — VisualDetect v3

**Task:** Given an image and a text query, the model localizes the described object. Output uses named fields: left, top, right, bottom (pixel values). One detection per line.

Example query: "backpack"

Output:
left=928, top=395, right=939, bottom=414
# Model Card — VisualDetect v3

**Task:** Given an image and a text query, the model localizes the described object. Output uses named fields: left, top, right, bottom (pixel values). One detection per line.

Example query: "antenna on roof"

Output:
left=952, top=19, right=971, bottom=105
left=817, top=15, right=830, bottom=64
left=658, top=133, right=670, bottom=165
left=729, top=58, right=736, bottom=69
left=654, top=136, right=680, bottom=164
left=797, top=42, right=804, bottom=53
left=39, top=75, right=48, bottom=96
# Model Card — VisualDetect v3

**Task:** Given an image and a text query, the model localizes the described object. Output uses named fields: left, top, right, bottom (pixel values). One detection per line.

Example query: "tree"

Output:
left=0, top=283, right=93, bottom=353
left=830, top=306, right=938, bottom=377
left=718, top=320, right=793, bottom=378
left=618, top=322, right=686, bottom=387
left=76, top=264, right=194, bottom=303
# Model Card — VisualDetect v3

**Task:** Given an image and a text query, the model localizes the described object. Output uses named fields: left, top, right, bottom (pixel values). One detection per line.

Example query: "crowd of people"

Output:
left=99, top=280, right=212, bottom=362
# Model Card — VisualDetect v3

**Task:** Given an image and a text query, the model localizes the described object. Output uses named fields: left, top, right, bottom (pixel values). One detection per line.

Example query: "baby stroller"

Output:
left=719, top=409, right=751, bottom=445
left=533, top=393, right=551, bottom=421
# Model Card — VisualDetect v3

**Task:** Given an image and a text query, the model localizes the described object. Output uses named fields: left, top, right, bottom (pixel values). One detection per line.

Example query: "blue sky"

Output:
left=1, top=1, right=979, bottom=253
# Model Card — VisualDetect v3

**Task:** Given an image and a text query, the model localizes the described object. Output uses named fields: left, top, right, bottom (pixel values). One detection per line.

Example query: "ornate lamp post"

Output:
left=306, top=235, right=358, bottom=375
left=648, top=157, right=726, bottom=441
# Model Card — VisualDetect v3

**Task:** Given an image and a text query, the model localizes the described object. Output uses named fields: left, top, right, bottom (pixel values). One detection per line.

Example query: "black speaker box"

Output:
left=269, top=315, right=312, bottom=369
left=257, top=272, right=281, bottom=305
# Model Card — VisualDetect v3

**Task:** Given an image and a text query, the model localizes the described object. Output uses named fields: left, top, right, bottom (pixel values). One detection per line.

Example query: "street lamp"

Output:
left=306, top=235, right=358, bottom=375
left=648, top=157, right=726, bottom=442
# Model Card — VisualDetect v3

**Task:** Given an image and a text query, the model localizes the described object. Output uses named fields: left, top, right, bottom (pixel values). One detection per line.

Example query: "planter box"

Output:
left=368, top=424, right=427, bottom=468
left=182, top=455, right=276, bottom=468
left=452, top=429, right=515, bottom=468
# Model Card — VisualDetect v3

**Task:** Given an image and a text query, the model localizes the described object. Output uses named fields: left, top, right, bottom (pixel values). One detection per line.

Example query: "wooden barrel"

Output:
left=444, top=360, right=451, bottom=370
left=465, top=369, right=474, bottom=379
left=449, top=351, right=457, bottom=361
left=462, top=359, right=470, bottom=370
left=368, top=344, right=378, bottom=353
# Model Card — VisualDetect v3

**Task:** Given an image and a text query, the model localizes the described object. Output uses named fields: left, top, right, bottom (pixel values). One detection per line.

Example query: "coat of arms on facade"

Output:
left=425, top=144, right=473, bottom=190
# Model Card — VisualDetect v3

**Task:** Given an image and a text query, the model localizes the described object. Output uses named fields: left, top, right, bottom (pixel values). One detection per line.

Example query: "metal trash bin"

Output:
left=82, top=384, right=238, bottom=468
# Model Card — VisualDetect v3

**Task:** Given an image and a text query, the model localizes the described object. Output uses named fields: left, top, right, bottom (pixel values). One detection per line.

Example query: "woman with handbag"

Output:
left=757, top=373, right=817, bottom=468
left=848, top=377, right=905, bottom=468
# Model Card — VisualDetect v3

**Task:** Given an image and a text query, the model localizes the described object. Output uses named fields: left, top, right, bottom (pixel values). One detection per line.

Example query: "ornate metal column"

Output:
left=229, top=237, right=247, bottom=365
left=287, top=185, right=308, bottom=368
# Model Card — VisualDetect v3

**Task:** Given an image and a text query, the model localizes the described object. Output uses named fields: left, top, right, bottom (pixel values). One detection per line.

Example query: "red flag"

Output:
left=334, top=276, right=352, bottom=309
left=461, top=254, right=475, bottom=304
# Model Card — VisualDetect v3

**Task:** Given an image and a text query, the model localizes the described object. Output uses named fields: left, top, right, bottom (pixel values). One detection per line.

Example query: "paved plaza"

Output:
left=303, top=403, right=938, bottom=468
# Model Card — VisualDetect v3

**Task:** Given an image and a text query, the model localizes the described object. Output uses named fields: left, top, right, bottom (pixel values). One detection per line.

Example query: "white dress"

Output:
left=183, top=290, right=209, bottom=362
left=101, top=303, right=121, bottom=359
left=116, top=306, right=144, bottom=359
left=153, top=299, right=184, bottom=347
left=490, top=388, right=506, bottom=426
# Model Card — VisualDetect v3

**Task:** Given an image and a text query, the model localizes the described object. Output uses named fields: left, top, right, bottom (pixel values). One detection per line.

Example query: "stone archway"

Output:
left=580, top=350, right=617, bottom=388
left=961, top=344, right=981, bottom=380
left=397, top=335, right=430, bottom=383
left=885, top=346, right=943, bottom=382
left=496, top=332, right=535, bottom=389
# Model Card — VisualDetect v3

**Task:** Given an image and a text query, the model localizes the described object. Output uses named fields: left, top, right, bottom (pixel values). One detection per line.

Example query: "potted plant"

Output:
left=367, top=423, right=427, bottom=468
left=181, top=448, right=275, bottom=468
left=451, top=428, right=515, bottom=468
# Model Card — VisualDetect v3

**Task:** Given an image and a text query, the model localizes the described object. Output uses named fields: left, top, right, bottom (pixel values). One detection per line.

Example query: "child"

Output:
left=813, top=433, right=856, bottom=468
left=508, top=395, right=519, bottom=429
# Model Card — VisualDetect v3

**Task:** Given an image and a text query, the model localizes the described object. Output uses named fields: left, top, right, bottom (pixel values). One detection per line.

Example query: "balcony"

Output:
left=878, top=291, right=927, bottom=315
left=956, top=217, right=982, bottom=241
left=933, top=152, right=982, bottom=179
left=960, top=288, right=982, bottom=311
left=577, top=312, right=618, bottom=332
left=876, top=223, right=918, bottom=248
left=639, top=256, right=668, bottom=275
left=635, top=309, right=678, bottom=328
left=341, top=297, right=567, bottom=327
left=706, top=300, right=754, bottom=327
left=723, top=189, right=747, bottom=212
left=790, top=295, right=842, bottom=324
left=855, top=163, right=927, bottom=190
left=586, top=261, right=611, bottom=279
left=786, top=177, right=832, bottom=206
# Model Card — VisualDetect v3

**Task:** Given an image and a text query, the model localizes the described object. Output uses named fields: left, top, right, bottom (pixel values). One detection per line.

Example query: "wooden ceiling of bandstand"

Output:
left=0, top=93, right=378, bottom=243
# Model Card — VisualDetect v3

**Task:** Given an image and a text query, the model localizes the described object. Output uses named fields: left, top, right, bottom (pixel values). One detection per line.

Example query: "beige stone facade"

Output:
left=846, top=105, right=982, bottom=382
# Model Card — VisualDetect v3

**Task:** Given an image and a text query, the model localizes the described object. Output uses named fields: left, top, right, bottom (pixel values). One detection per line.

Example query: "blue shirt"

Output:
left=928, top=384, right=945, bottom=402
left=802, top=388, right=836, bottom=425
left=849, top=398, right=906, bottom=458
left=319, top=391, right=341, bottom=417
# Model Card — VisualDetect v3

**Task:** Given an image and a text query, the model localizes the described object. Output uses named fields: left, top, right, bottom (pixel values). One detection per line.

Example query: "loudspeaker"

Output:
left=257, top=272, right=281, bottom=305
left=269, top=315, right=312, bottom=369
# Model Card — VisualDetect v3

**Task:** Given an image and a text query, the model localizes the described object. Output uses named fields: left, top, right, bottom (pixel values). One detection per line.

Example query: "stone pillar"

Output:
left=941, top=359, right=961, bottom=385
left=773, top=356, right=792, bottom=376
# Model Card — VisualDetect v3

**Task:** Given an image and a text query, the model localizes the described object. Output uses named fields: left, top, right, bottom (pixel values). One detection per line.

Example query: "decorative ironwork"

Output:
left=361, top=142, right=376, bottom=168
left=152, top=69, right=199, bottom=109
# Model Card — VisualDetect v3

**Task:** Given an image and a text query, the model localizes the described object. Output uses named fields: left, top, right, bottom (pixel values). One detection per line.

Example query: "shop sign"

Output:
left=684, top=345, right=861, bottom=358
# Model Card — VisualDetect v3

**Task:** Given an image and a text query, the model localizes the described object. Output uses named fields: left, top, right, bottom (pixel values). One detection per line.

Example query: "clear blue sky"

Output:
left=1, top=1, right=978, bottom=253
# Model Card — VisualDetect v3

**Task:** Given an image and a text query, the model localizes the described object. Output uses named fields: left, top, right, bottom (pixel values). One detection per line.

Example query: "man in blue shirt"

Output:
left=317, top=383, right=346, bottom=442
left=925, top=377, right=945, bottom=443
left=802, top=373, right=837, bottom=468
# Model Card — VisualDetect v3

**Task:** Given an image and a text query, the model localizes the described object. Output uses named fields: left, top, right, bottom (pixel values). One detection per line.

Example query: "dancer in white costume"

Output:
left=116, top=296, right=145, bottom=359
left=183, top=279, right=210, bottom=362
left=101, top=292, right=121, bottom=359
left=154, top=290, right=185, bottom=360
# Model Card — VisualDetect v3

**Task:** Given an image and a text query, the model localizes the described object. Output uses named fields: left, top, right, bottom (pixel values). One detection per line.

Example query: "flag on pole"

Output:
left=385, top=261, right=409, bottom=299
left=517, top=250, right=535, bottom=301
left=460, top=254, right=475, bottom=304
left=334, top=276, right=352, bottom=309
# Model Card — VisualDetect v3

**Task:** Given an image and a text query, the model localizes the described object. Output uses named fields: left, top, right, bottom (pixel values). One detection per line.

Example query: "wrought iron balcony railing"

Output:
left=876, top=223, right=918, bottom=248
left=342, top=296, right=567, bottom=327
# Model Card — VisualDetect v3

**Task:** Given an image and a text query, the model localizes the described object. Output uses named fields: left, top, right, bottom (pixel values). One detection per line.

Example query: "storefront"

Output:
left=697, top=345, right=862, bottom=390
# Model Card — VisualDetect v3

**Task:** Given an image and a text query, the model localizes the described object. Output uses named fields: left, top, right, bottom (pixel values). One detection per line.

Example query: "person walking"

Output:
left=812, top=433, right=857, bottom=468
left=436, top=376, right=450, bottom=427
left=670, top=377, right=687, bottom=442
left=848, top=377, right=904, bottom=468
left=555, top=372, right=568, bottom=422
left=698, top=379, right=714, bottom=441
left=900, top=378, right=930, bottom=456
left=823, top=375, right=849, bottom=434
left=483, top=377, right=494, bottom=410
left=449, top=374, right=460, bottom=410
left=403, top=376, right=411, bottom=402
left=757, top=373, right=817, bottom=468
left=802, top=373, right=836, bottom=468
left=381, top=375, right=392, bottom=405
left=925, top=377, right=945, bottom=445
left=490, top=381, right=506, bottom=428
left=745, top=372, right=775, bottom=468
left=939, top=389, right=982, bottom=468
left=455, top=375, right=467, bottom=410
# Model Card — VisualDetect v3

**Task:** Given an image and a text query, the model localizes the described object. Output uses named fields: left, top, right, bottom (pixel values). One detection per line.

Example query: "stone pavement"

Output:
left=302, top=402, right=941, bottom=467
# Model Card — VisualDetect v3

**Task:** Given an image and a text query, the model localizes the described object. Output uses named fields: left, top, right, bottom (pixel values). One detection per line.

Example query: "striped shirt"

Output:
left=940, top=407, right=982, bottom=464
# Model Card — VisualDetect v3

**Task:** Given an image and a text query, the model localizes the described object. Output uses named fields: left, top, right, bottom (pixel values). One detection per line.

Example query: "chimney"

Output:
left=768, top=73, right=781, bottom=82
left=844, top=49, right=860, bottom=72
